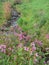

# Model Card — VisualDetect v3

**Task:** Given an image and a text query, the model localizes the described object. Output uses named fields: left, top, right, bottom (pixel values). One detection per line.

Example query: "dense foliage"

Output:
left=0, top=0, right=49, bottom=65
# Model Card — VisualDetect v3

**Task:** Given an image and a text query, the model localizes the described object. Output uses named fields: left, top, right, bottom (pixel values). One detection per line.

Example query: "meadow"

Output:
left=0, top=0, right=49, bottom=65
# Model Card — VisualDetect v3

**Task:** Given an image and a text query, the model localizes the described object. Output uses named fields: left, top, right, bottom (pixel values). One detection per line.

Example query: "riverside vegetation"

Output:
left=0, top=0, right=49, bottom=65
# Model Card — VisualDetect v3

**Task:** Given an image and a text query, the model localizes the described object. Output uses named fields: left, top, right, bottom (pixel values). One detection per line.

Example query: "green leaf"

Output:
left=29, top=58, right=33, bottom=65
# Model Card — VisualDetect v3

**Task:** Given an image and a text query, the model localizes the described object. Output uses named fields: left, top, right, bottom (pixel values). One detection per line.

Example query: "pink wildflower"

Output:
left=35, top=39, right=42, bottom=46
left=38, top=41, right=42, bottom=46
left=14, top=32, right=23, bottom=40
left=18, top=33, right=24, bottom=40
left=30, top=42, right=36, bottom=52
left=19, top=33, right=23, bottom=40
left=31, top=42, right=35, bottom=47
left=35, top=53, right=38, bottom=57
left=24, top=46, right=29, bottom=51
left=32, top=46, right=36, bottom=52
left=0, top=44, right=6, bottom=53
left=44, top=61, right=46, bottom=64
left=0, top=45, right=6, bottom=49
left=1, top=45, right=6, bottom=49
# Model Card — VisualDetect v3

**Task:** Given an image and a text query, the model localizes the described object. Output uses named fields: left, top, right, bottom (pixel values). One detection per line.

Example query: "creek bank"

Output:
left=0, top=2, right=21, bottom=32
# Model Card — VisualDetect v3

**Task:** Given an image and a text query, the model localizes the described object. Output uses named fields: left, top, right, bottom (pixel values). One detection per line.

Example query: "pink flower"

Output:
left=18, top=33, right=24, bottom=40
left=19, top=33, right=23, bottom=40
left=32, top=46, right=36, bottom=52
left=0, top=44, right=6, bottom=53
left=14, top=32, right=23, bottom=40
left=24, top=46, right=29, bottom=51
left=0, top=45, right=6, bottom=49
left=2, top=45, right=6, bottom=49
left=31, top=42, right=35, bottom=47
left=35, top=53, right=38, bottom=57
left=30, top=42, right=36, bottom=52
left=38, top=41, right=42, bottom=46
left=46, top=34, right=49, bottom=39
left=44, top=61, right=46, bottom=64
left=35, top=39, right=42, bottom=46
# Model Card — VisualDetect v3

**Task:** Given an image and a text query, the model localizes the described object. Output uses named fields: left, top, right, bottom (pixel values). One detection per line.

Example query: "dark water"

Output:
left=4, top=7, right=20, bottom=27
left=0, top=1, right=21, bottom=34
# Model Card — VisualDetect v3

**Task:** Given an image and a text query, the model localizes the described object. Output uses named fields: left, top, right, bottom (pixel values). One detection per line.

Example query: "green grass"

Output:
left=0, top=0, right=15, bottom=26
left=16, top=0, right=49, bottom=34
left=0, top=2, right=5, bottom=26
left=15, top=0, right=49, bottom=47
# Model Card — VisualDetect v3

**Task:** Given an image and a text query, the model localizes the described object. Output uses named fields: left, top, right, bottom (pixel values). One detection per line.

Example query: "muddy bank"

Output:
left=4, top=7, right=20, bottom=27
left=0, top=1, right=21, bottom=32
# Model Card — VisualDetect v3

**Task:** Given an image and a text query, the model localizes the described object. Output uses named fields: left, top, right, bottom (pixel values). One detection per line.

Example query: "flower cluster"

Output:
left=0, top=44, right=6, bottom=53
left=35, top=39, right=42, bottom=46
left=0, top=24, right=48, bottom=65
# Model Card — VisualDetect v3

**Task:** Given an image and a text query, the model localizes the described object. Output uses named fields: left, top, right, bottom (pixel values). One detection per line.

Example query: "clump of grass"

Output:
left=0, top=1, right=12, bottom=26
left=16, top=0, right=49, bottom=47
left=0, top=2, right=6, bottom=26
left=3, top=2, right=11, bottom=20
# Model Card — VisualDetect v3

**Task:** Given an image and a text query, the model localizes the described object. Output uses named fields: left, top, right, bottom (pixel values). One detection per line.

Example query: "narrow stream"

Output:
left=0, top=2, right=21, bottom=35
left=4, top=7, right=20, bottom=27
